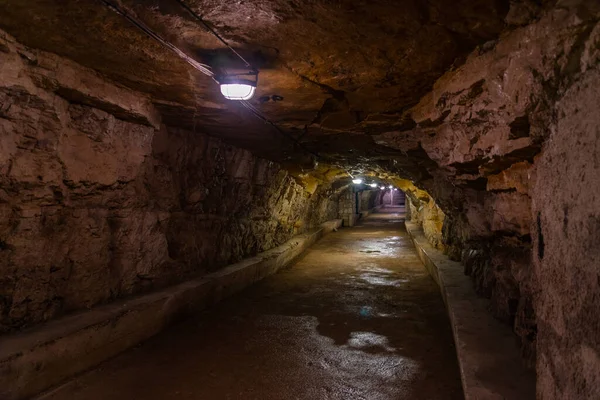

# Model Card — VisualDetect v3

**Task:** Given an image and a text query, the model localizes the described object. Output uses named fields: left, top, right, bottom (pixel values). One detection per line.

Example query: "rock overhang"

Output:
left=0, top=0, right=511, bottom=168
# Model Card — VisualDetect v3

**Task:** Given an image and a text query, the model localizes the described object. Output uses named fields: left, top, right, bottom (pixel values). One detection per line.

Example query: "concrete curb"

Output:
left=405, top=221, right=535, bottom=400
left=0, top=219, right=343, bottom=400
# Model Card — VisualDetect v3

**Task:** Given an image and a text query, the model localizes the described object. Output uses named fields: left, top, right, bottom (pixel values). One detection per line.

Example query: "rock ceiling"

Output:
left=0, top=0, right=511, bottom=173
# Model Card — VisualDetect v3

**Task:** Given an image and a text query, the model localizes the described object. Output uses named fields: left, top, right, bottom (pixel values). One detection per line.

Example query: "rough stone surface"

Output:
left=0, top=1, right=599, bottom=398
left=531, top=65, right=600, bottom=399
left=0, top=0, right=511, bottom=161
left=359, top=189, right=382, bottom=212
left=396, top=3, right=600, bottom=370
left=406, top=221, right=535, bottom=400
left=0, top=36, right=342, bottom=333
left=407, top=196, right=446, bottom=251
left=0, top=219, right=341, bottom=400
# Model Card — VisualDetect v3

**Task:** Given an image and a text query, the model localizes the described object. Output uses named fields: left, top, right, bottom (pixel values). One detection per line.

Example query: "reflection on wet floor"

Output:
left=347, top=331, right=397, bottom=353
left=40, top=206, right=463, bottom=400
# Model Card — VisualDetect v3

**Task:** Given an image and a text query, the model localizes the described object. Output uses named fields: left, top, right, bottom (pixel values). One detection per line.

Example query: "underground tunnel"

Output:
left=0, top=0, right=599, bottom=399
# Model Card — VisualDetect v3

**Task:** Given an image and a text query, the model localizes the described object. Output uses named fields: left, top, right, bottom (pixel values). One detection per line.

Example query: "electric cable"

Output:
left=240, top=101, right=322, bottom=160
left=98, top=0, right=215, bottom=79
left=167, top=1, right=323, bottom=157
left=172, top=0, right=254, bottom=70
left=97, top=0, right=326, bottom=162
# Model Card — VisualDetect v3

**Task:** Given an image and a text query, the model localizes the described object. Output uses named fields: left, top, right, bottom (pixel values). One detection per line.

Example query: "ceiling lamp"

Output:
left=220, top=83, right=255, bottom=100
left=380, top=186, right=385, bottom=190
left=388, top=185, right=393, bottom=189
left=218, top=71, right=258, bottom=101
left=352, top=178, right=363, bottom=184
left=369, top=183, right=377, bottom=188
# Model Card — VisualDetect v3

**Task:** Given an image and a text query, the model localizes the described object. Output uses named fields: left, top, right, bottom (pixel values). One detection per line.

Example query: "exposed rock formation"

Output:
left=0, top=0, right=599, bottom=398
left=380, top=3, right=600, bottom=378
left=0, top=33, right=343, bottom=332
left=0, top=0, right=510, bottom=162
left=407, top=196, right=446, bottom=251
left=531, top=55, right=600, bottom=400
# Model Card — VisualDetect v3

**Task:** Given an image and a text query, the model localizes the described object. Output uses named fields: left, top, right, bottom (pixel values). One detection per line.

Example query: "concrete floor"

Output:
left=38, top=206, right=463, bottom=400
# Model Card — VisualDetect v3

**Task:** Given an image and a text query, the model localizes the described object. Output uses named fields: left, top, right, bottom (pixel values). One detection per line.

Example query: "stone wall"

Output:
left=407, top=196, right=445, bottom=251
left=0, top=33, right=340, bottom=333
left=531, top=57, right=600, bottom=399
left=337, top=188, right=356, bottom=227
left=389, top=1, right=600, bottom=392
left=359, top=189, right=380, bottom=212
left=1, top=2, right=600, bottom=396
left=337, top=188, right=381, bottom=224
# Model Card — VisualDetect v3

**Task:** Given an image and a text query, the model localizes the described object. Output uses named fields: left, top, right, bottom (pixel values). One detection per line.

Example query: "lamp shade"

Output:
left=218, top=75, right=257, bottom=101
left=220, top=83, right=256, bottom=100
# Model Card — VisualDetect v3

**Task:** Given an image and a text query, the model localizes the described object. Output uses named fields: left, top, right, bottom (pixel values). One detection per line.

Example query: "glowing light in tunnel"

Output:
left=380, top=186, right=385, bottom=190
left=369, top=183, right=377, bottom=188
left=220, top=83, right=256, bottom=100
left=352, top=178, right=363, bottom=184
left=388, top=185, right=393, bottom=189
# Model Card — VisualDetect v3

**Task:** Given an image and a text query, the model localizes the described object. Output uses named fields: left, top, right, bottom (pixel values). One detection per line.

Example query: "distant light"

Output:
left=220, top=83, right=256, bottom=100
left=388, top=185, right=393, bottom=189
left=352, top=178, right=363, bottom=184
left=393, top=188, right=398, bottom=191
left=380, top=186, right=385, bottom=190
left=369, top=183, right=377, bottom=188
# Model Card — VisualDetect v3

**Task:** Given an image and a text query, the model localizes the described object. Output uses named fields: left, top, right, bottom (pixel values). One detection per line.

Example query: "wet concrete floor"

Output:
left=39, top=207, right=463, bottom=400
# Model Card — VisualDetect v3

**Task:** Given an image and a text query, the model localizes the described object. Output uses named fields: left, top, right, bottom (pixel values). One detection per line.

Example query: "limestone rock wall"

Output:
left=337, top=188, right=355, bottom=227
left=359, top=189, right=380, bottom=212
left=0, top=32, right=340, bottom=333
left=384, top=179, right=445, bottom=251
left=531, top=58, right=600, bottom=399
left=383, top=1, right=600, bottom=392
left=1, top=1, right=600, bottom=395
left=407, top=196, right=445, bottom=251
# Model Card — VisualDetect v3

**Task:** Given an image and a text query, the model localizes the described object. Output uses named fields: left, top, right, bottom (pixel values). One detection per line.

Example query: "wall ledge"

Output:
left=0, top=219, right=343, bottom=400
left=405, top=221, right=535, bottom=400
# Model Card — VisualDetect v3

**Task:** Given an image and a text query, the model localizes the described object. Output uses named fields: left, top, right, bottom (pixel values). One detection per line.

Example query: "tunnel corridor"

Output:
left=37, top=207, right=463, bottom=400
left=1, top=0, right=600, bottom=398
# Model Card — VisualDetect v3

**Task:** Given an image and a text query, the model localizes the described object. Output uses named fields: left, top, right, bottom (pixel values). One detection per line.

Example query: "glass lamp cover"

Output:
left=220, top=83, right=256, bottom=100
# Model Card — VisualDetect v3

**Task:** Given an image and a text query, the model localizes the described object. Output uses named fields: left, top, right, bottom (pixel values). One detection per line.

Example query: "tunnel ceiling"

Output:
left=0, top=0, right=512, bottom=173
